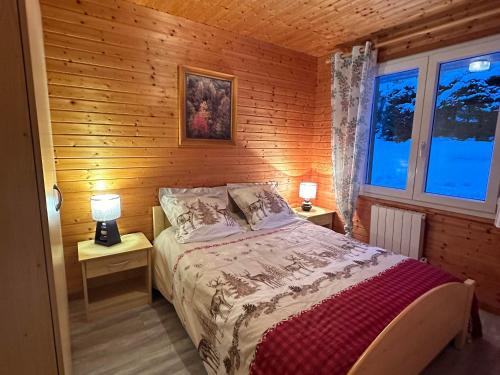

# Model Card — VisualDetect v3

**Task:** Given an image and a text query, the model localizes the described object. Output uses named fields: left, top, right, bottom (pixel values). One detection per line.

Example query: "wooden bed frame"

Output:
left=151, top=206, right=475, bottom=375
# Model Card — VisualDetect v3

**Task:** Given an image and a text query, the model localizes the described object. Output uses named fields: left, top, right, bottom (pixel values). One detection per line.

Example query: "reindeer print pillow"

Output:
left=161, top=194, right=244, bottom=243
left=226, top=181, right=278, bottom=213
left=228, top=185, right=301, bottom=230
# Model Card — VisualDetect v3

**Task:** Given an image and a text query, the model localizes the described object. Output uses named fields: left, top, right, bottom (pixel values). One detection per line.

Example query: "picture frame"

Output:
left=178, top=65, right=237, bottom=147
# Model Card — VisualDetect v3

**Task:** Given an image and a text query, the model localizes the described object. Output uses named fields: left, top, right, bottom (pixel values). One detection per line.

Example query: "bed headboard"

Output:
left=152, top=206, right=170, bottom=239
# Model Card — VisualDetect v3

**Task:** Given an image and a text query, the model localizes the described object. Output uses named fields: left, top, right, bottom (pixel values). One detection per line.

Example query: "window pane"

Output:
left=425, top=52, right=500, bottom=201
left=367, top=69, right=419, bottom=189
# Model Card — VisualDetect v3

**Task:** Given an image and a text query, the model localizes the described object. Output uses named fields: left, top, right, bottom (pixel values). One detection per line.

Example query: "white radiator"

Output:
left=369, top=205, right=426, bottom=260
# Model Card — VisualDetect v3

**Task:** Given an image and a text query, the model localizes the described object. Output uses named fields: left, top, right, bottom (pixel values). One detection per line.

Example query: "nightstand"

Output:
left=78, top=232, right=152, bottom=320
left=293, top=206, right=335, bottom=229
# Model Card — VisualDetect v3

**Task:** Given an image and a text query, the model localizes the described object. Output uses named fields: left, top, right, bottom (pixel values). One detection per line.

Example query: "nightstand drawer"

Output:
left=86, top=250, right=147, bottom=278
left=309, top=214, right=332, bottom=227
left=293, top=206, right=334, bottom=229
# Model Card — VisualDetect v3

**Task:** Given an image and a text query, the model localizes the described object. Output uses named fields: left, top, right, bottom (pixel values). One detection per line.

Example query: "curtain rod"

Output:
left=324, top=45, right=372, bottom=63
left=324, top=7, right=500, bottom=64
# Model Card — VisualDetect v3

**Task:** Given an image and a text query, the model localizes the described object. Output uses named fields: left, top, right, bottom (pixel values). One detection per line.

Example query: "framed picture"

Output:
left=178, top=66, right=237, bottom=147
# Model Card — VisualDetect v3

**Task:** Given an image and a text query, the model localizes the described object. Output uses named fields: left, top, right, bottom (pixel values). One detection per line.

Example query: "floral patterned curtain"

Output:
left=331, top=42, right=377, bottom=236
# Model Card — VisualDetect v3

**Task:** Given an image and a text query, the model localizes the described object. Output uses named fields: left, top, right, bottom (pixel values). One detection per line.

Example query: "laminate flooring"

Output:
left=70, top=292, right=500, bottom=375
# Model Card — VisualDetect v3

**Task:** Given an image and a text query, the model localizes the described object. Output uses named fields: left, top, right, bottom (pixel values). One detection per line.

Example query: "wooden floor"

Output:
left=70, top=292, right=500, bottom=375
left=70, top=292, right=205, bottom=375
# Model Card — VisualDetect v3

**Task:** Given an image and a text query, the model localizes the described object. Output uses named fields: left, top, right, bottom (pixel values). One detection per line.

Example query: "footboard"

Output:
left=348, top=279, right=475, bottom=375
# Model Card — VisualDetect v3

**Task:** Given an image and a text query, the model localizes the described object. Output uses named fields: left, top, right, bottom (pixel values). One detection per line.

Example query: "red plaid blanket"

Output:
left=250, top=259, right=480, bottom=375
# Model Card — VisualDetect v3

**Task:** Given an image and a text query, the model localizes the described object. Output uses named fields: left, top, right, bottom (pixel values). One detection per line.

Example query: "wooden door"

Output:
left=0, top=0, right=59, bottom=373
left=20, top=0, right=72, bottom=373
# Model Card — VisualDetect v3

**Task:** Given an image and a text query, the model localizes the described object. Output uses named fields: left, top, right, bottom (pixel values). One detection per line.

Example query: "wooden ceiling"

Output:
left=125, top=0, right=500, bottom=57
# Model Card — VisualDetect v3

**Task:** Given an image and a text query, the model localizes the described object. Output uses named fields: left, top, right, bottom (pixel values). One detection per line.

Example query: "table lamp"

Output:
left=91, top=194, right=121, bottom=246
left=299, top=182, right=317, bottom=212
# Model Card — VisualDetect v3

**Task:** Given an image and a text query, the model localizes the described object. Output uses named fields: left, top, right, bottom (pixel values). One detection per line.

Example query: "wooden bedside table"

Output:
left=293, top=206, right=335, bottom=229
left=78, top=232, right=152, bottom=320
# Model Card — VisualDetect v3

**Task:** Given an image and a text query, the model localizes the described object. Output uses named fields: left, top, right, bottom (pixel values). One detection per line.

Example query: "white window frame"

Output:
left=362, top=34, right=500, bottom=218
left=363, top=57, right=428, bottom=201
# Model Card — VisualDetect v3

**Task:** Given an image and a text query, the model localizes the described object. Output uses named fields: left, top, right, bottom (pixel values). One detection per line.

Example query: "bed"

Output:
left=151, top=205, right=476, bottom=375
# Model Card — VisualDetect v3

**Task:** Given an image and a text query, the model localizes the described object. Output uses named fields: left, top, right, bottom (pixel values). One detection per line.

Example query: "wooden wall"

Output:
left=335, top=0, right=500, bottom=62
left=40, top=0, right=317, bottom=296
left=312, top=42, right=500, bottom=314
left=41, top=0, right=500, bottom=313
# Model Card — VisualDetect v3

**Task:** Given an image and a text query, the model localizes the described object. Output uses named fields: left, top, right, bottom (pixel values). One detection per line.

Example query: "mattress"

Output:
left=152, top=220, right=460, bottom=375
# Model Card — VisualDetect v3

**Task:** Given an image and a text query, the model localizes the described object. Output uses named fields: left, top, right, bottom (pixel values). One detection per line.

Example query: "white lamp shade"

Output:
left=299, top=182, right=317, bottom=200
left=91, top=194, right=121, bottom=221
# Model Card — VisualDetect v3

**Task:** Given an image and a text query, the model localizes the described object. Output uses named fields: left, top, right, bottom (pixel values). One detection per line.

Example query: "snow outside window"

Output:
left=362, top=36, right=500, bottom=217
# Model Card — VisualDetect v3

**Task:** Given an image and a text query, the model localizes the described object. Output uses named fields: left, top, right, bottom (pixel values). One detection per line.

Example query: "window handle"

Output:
left=419, top=141, right=427, bottom=159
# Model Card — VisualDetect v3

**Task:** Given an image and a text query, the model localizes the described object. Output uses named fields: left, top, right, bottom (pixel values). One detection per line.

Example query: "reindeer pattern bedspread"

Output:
left=153, top=220, right=406, bottom=375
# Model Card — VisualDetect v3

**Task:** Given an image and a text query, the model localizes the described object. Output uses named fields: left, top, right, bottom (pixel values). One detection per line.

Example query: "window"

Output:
left=363, top=36, right=500, bottom=217
left=425, top=53, right=500, bottom=201
left=367, top=69, right=419, bottom=190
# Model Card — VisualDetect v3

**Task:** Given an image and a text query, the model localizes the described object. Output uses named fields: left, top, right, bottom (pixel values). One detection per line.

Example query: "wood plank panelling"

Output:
left=43, top=0, right=500, bottom=314
left=312, top=47, right=500, bottom=314
left=127, top=0, right=500, bottom=57
left=319, top=0, right=500, bottom=62
left=374, top=2, right=500, bottom=62
left=40, top=0, right=317, bottom=297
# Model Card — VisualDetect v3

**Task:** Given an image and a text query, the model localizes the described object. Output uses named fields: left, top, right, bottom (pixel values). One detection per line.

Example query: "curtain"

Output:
left=331, top=42, right=377, bottom=236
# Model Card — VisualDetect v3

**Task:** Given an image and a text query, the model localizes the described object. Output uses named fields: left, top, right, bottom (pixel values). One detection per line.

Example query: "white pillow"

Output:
left=228, top=185, right=298, bottom=230
left=160, top=193, right=244, bottom=243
